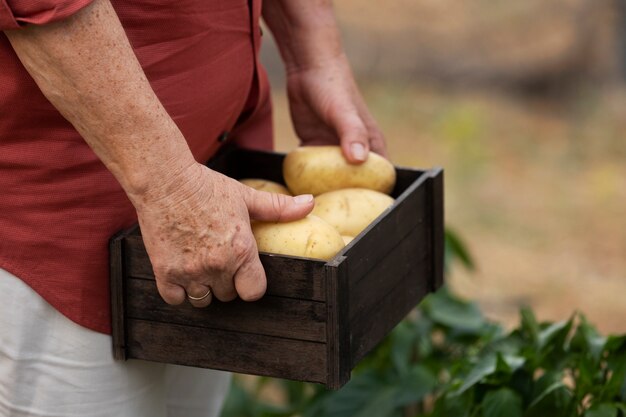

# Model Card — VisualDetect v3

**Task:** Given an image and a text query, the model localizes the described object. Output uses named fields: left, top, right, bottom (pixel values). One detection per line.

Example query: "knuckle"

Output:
left=270, top=193, right=287, bottom=221
left=180, top=261, right=200, bottom=278
left=231, top=236, right=253, bottom=261
left=153, top=262, right=176, bottom=280
left=204, top=252, right=229, bottom=273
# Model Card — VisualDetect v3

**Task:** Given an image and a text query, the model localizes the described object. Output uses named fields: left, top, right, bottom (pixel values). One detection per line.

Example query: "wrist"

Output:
left=125, top=160, right=203, bottom=211
left=263, top=1, right=345, bottom=73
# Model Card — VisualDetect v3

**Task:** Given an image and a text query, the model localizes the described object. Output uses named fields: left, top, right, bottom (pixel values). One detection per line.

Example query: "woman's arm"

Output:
left=6, top=0, right=313, bottom=306
left=263, top=0, right=387, bottom=163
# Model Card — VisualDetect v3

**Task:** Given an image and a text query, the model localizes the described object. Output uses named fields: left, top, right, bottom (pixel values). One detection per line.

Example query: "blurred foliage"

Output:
left=220, top=229, right=626, bottom=417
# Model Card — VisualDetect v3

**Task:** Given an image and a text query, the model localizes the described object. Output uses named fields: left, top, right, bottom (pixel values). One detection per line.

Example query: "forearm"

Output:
left=262, top=0, right=345, bottom=73
left=5, top=0, right=195, bottom=204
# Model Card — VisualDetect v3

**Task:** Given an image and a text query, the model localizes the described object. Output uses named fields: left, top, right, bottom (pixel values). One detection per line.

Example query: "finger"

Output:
left=364, top=118, right=388, bottom=158
left=242, top=187, right=314, bottom=223
left=205, top=270, right=238, bottom=302
left=154, top=278, right=186, bottom=306
left=233, top=254, right=267, bottom=302
left=186, top=283, right=213, bottom=308
left=328, top=108, right=370, bottom=164
left=356, top=103, right=388, bottom=158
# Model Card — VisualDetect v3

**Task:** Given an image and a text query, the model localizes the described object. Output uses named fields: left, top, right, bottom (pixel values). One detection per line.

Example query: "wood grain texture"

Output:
left=125, top=278, right=327, bottom=342
left=393, top=167, right=427, bottom=198
left=348, top=226, right=430, bottom=322
left=127, top=319, right=328, bottom=384
left=124, top=235, right=327, bottom=301
left=428, top=168, right=445, bottom=291
left=324, top=257, right=351, bottom=389
left=342, top=169, right=429, bottom=285
left=109, top=231, right=127, bottom=361
left=349, top=265, right=432, bottom=366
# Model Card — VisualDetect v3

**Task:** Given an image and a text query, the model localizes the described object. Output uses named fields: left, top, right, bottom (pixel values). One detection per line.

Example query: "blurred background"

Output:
left=262, top=0, right=626, bottom=334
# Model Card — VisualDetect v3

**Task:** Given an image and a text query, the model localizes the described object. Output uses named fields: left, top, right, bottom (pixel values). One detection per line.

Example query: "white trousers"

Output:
left=0, top=268, right=231, bottom=417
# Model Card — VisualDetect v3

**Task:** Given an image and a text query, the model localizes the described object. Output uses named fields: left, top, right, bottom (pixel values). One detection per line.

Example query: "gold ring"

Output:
left=187, top=288, right=212, bottom=301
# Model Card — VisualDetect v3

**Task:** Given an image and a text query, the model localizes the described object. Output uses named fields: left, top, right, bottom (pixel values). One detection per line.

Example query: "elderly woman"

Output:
left=0, top=0, right=386, bottom=415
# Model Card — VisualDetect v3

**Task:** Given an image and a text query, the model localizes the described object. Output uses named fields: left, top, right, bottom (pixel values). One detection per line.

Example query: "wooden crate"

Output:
left=110, top=147, right=444, bottom=389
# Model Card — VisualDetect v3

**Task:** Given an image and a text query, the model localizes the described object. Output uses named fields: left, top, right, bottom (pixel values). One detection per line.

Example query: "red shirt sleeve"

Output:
left=0, top=0, right=94, bottom=30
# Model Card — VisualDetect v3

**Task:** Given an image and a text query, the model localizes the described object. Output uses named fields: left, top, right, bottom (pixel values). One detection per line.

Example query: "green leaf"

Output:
left=350, top=387, right=401, bottom=417
left=525, top=371, right=573, bottom=417
left=444, top=228, right=475, bottom=271
left=584, top=403, right=618, bottom=417
left=280, top=380, right=310, bottom=409
left=454, top=354, right=496, bottom=395
left=613, top=403, right=626, bottom=415
left=390, top=321, right=417, bottom=376
left=481, top=388, right=523, bottom=417
left=605, top=335, right=626, bottom=354
left=602, top=353, right=626, bottom=402
left=422, top=287, right=485, bottom=332
left=520, top=307, right=540, bottom=344
left=314, top=371, right=403, bottom=417
left=570, top=315, right=606, bottom=363
left=220, top=378, right=294, bottom=417
left=432, top=392, right=473, bottom=417
left=528, top=381, right=568, bottom=409
left=395, top=365, right=437, bottom=406
left=509, top=369, right=534, bottom=406
left=537, top=318, right=572, bottom=352
left=495, top=353, right=525, bottom=374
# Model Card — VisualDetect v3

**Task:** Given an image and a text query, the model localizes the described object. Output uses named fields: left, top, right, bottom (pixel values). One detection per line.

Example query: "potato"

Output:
left=240, top=178, right=292, bottom=196
left=341, top=235, right=355, bottom=245
left=283, top=146, right=396, bottom=196
left=251, top=215, right=345, bottom=261
left=312, top=188, right=394, bottom=237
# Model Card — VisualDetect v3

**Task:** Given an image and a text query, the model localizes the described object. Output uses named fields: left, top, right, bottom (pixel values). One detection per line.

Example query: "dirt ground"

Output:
left=270, top=82, right=626, bottom=335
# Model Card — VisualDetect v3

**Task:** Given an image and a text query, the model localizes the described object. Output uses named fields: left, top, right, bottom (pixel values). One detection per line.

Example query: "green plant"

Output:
left=220, top=229, right=626, bottom=417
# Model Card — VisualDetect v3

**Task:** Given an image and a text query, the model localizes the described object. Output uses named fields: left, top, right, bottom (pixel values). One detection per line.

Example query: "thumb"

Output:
left=243, top=187, right=314, bottom=222
left=330, top=108, right=370, bottom=165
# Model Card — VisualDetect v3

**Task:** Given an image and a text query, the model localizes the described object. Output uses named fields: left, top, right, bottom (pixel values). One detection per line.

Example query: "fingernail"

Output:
left=294, top=194, right=313, bottom=204
left=351, top=143, right=367, bottom=162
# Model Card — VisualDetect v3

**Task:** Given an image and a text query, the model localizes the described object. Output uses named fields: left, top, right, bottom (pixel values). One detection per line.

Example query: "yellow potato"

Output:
left=312, top=188, right=394, bottom=237
left=283, top=146, right=396, bottom=196
left=240, top=178, right=292, bottom=196
left=252, top=215, right=345, bottom=261
left=341, top=235, right=354, bottom=245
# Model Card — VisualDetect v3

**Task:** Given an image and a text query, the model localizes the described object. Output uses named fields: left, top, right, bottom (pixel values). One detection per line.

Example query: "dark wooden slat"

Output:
left=349, top=265, right=432, bottom=366
left=428, top=168, right=445, bottom=291
left=127, top=319, right=328, bottom=384
left=324, top=257, right=351, bottom=390
left=392, top=167, right=426, bottom=198
left=348, top=225, right=429, bottom=322
left=109, top=231, right=128, bottom=360
left=123, top=235, right=327, bottom=301
left=342, top=171, right=430, bottom=285
left=126, top=278, right=327, bottom=342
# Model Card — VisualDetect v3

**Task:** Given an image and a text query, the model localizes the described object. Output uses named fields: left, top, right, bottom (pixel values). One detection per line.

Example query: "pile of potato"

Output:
left=241, top=146, right=397, bottom=261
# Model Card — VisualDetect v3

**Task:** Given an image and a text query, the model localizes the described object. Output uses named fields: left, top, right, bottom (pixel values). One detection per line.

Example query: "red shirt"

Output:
left=0, top=0, right=272, bottom=334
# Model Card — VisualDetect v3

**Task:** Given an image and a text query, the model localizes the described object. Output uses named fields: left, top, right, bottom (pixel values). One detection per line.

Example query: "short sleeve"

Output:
left=0, top=0, right=94, bottom=30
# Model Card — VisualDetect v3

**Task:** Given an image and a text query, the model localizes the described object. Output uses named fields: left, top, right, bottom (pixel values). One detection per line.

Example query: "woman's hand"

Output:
left=134, top=163, right=314, bottom=307
left=262, top=0, right=388, bottom=164
left=286, top=54, right=388, bottom=164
